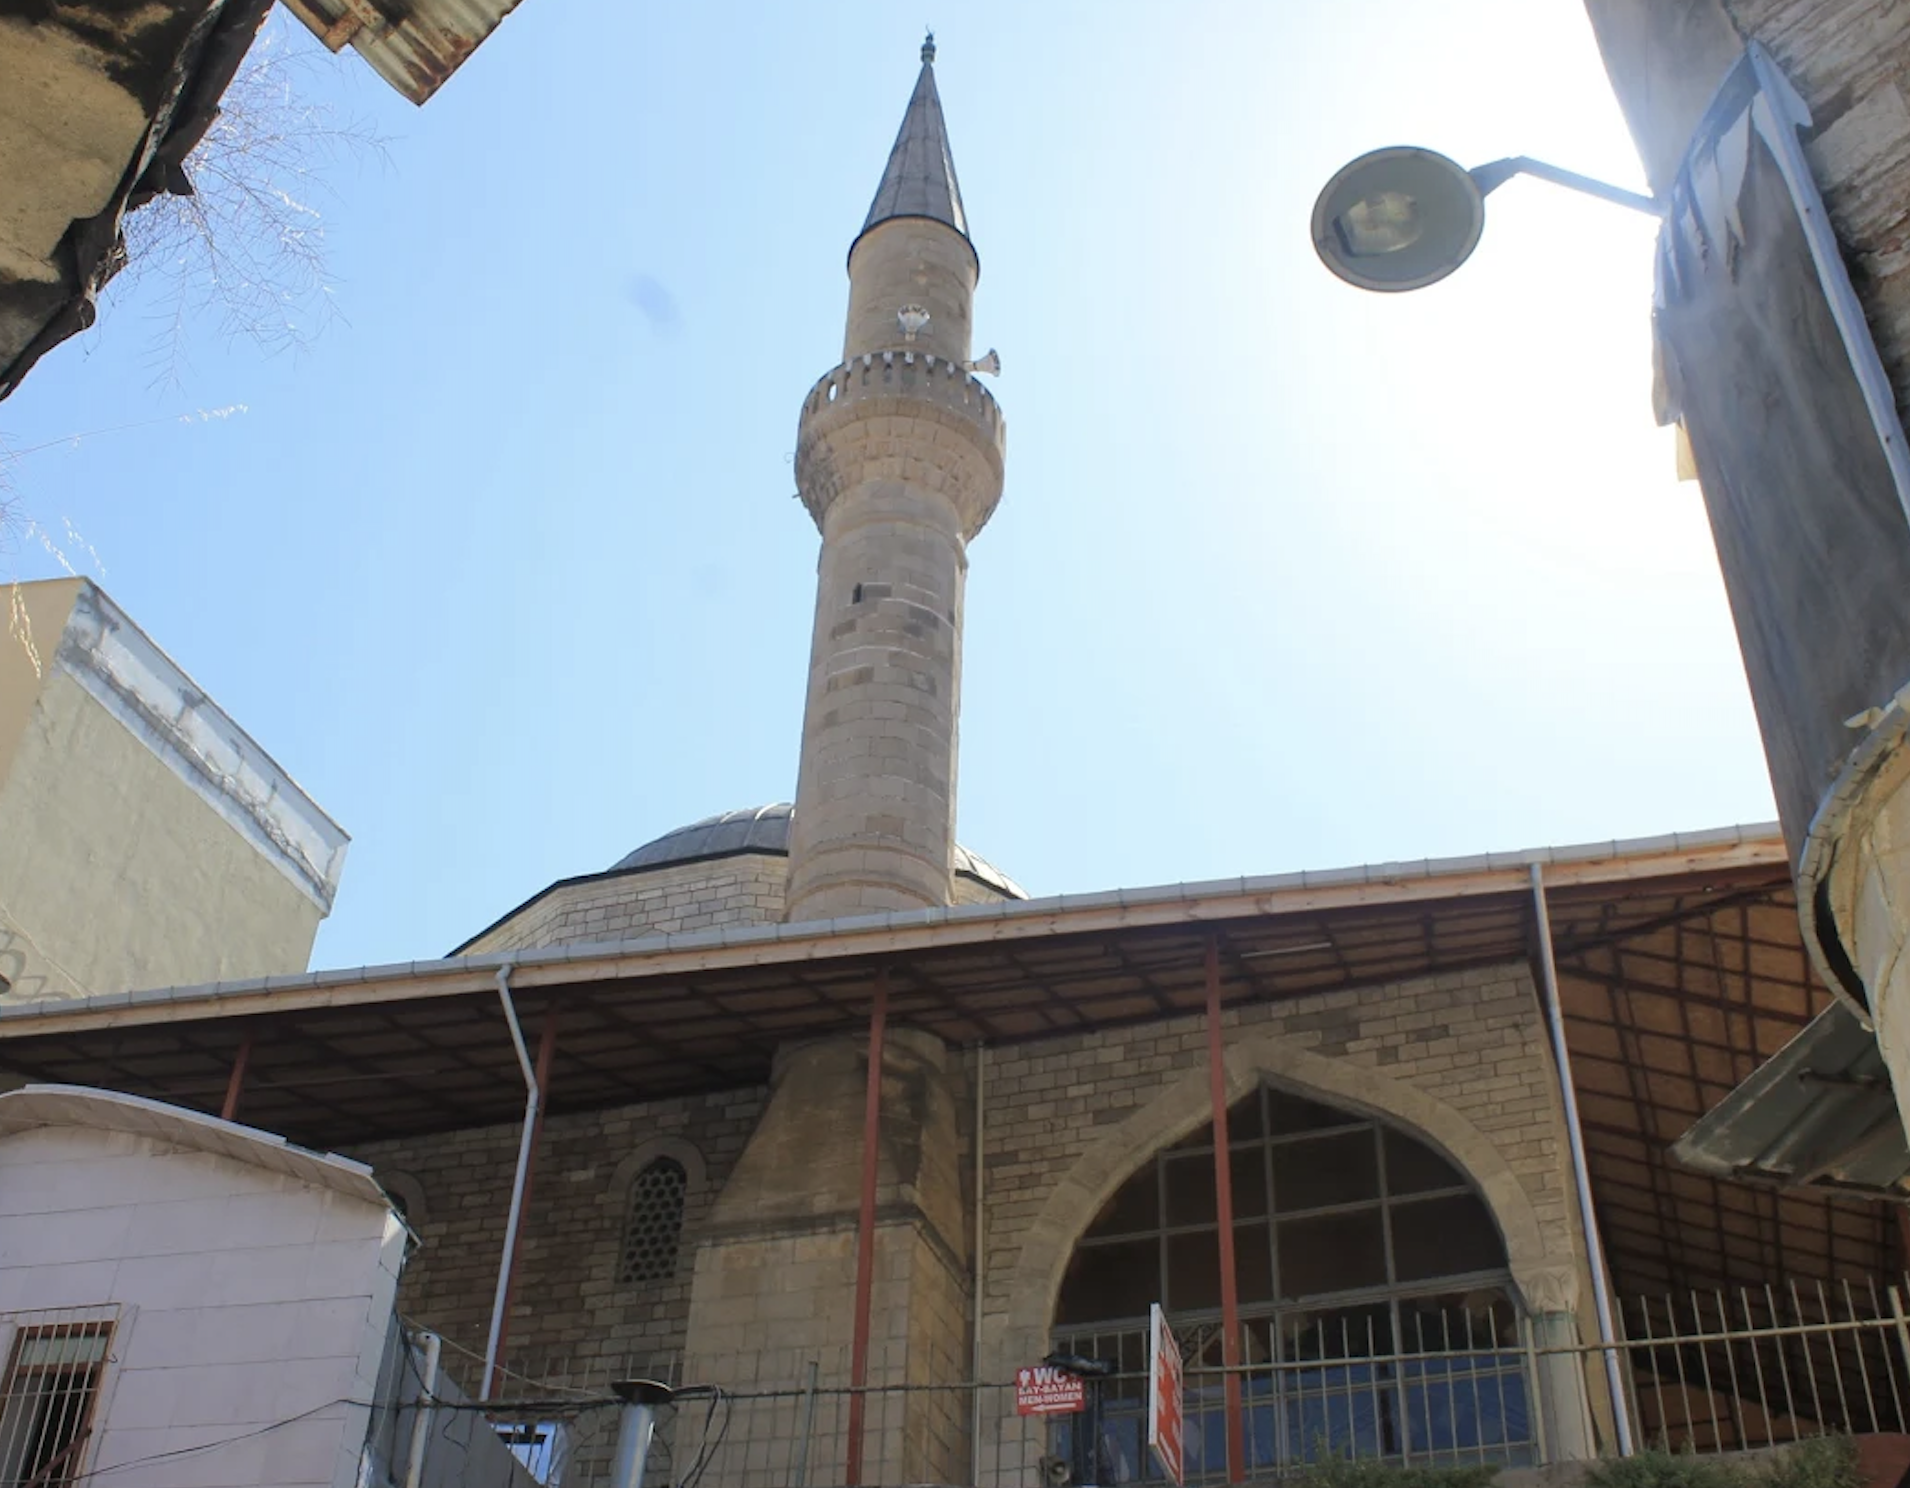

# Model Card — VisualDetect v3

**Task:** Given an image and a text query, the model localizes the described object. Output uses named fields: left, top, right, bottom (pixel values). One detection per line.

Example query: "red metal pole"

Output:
left=845, top=967, right=890, bottom=1488
left=491, top=1010, right=559, bottom=1386
left=220, top=1033, right=253, bottom=1122
left=1206, top=937, right=1245, bottom=1483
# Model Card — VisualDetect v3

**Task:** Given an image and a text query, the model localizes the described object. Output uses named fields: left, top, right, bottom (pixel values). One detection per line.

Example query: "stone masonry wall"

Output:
left=345, top=960, right=1591, bottom=1481
left=352, top=960, right=1580, bottom=1390
left=461, top=857, right=789, bottom=954
left=348, top=1084, right=766, bottom=1389
left=977, top=960, right=1588, bottom=1380
left=462, top=853, right=1012, bottom=954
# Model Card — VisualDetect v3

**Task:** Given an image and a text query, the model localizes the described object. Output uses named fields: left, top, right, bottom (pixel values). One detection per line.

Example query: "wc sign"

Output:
left=1014, top=1364, right=1086, bottom=1416
left=1148, top=1303, right=1184, bottom=1486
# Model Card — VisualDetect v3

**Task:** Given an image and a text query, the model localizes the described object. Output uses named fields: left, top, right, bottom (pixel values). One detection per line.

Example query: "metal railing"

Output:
left=409, top=1278, right=1910, bottom=1487
left=362, top=1317, right=545, bottom=1488
left=1584, top=1278, right=1910, bottom=1454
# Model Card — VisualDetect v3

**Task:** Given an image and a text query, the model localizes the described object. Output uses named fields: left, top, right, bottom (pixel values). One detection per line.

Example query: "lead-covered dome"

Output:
left=457, top=803, right=1024, bottom=958
left=614, top=803, right=1025, bottom=900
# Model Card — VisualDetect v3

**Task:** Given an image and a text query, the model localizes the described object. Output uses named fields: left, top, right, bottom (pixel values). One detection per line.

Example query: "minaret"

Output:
left=784, top=36, right=1006, bottom=922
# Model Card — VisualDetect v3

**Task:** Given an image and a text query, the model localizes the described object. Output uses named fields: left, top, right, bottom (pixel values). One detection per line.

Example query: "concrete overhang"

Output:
left=0, top=1083, right=386, bottom=1206
left=0, top=0, right=273, bottom=400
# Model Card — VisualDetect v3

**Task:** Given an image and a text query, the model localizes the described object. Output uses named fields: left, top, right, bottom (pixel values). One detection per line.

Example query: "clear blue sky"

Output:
left=0, top=1, right=1775, bottom=972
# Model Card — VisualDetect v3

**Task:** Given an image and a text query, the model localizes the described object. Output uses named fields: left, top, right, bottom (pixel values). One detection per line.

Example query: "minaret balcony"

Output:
left=795, top=351, right=1007, bottom=539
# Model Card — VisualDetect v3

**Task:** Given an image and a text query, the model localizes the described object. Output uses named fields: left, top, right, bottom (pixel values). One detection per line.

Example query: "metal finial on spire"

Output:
left=855, top=29, right=970, bottom=254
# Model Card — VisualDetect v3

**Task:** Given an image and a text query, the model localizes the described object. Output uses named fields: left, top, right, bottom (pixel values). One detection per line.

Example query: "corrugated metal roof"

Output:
left=280, top=0, right=525, bottom=104
left=1672, top=1000, right=1910, bottom=1199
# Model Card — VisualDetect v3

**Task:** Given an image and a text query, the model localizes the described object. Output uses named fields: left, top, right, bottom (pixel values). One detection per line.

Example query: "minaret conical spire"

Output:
left=857, top=32, right=970, bottom=250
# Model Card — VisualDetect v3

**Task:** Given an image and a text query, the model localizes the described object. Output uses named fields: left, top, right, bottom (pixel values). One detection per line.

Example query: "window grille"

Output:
left=619, top=1157, right=688, bottom=1284
left=1051, top=1085, right=1526, bottom=1477
left=0, top=1319, right=112, bottom=1487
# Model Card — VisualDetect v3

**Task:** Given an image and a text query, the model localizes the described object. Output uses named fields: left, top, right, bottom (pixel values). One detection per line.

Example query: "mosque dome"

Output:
left=613, top=803, right=1026, bottom=901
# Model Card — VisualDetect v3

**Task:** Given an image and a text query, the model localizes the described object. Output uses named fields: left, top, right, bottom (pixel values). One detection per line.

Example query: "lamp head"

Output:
left=1311, top=146, right=1486, bottom=293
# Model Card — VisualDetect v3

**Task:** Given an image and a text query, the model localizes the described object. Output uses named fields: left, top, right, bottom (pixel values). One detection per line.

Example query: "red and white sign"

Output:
left=1015, top=1365, right=1086, bottom=1417
left=1147, top=1303, right=1185, bottom=1486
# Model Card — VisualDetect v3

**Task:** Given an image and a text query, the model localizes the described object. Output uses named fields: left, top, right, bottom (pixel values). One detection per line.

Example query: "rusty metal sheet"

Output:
left=279, top=0, right=526, bottom=104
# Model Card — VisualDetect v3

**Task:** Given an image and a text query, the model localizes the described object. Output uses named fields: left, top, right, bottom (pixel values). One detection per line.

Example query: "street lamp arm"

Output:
left=1468, top=156, right=1662, bottom=217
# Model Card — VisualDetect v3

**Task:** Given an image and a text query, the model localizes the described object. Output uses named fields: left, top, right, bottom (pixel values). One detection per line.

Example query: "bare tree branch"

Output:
left=112, top=18, right=390, bottom=378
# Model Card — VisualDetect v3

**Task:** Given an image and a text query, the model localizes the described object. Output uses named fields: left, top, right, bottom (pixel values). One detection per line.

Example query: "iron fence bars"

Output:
left=389, top=1275, right=1910, bottom=1487
left=1585, top=1276, right=1910, bottom=1455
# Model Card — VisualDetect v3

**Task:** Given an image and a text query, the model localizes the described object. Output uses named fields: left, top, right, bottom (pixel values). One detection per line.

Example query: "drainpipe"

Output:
left=1529, top=863, right=1635, bottom=1455
left=484, top=963, right=547, bottom=1400
left=403, top=1329, right=441, bottom=1488
left=970, top=1042, right=987, bottom=1472
left=844, top=966, right=891, bottom=1488
left=1203, top=937, right=1245, bottom=1484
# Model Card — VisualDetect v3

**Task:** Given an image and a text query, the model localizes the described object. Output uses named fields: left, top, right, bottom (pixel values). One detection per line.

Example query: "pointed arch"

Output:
left=987, top=1034, right=1572, bottom=1380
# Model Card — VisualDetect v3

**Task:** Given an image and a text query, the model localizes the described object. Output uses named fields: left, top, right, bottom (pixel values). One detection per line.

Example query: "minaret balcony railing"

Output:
left=799, top=350, right=1006, bottom=456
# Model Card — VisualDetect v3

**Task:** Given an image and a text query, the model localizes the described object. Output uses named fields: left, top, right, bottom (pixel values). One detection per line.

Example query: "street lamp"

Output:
left=1311, top=146, right=1662, bottom=292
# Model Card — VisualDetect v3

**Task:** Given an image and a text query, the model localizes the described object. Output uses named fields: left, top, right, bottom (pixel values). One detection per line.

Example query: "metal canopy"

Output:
left=1672, top=1000, right=1910, bottom=1199
left=0, top=834, right=1893, bottom=1300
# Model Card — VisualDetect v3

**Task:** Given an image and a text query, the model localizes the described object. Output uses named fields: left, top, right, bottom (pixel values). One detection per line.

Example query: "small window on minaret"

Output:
left=852, top=583, right=864, bottom=604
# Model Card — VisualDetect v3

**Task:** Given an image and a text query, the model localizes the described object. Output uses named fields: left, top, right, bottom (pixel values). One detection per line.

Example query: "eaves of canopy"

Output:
left=0, top=823, right=1888, bottom=1297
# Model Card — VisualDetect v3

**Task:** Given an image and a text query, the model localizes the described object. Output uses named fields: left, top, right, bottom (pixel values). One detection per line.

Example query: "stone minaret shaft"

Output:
left=784, top=41, right=1006, bottom=922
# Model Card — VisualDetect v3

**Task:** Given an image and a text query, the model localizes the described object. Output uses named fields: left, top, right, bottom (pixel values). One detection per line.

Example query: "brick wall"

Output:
left=349, top=1084, right=767, bottom=1389
left=348, top=958, right=1587, bottom=1485
left=462, top=857, right=789, bottom=954
left=975, top=960, right=1588, bottom=1379
left=354, top=960, right=1579, bottom=1388
left=462, top=852, right=1014, bottom=953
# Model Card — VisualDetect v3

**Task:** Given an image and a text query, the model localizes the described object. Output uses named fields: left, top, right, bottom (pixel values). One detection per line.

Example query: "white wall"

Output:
left=0, top=1123, right=404, bottom=1488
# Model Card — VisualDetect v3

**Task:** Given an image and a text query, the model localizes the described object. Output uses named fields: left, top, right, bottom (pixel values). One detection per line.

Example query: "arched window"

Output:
left=1052, top=1085, right=1529, bottom=1477
left=619, top=1157, right=688, bottom=1284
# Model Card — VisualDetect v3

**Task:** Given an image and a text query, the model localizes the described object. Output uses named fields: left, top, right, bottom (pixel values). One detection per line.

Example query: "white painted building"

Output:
left=0, top=1085, right=528, bottom=1488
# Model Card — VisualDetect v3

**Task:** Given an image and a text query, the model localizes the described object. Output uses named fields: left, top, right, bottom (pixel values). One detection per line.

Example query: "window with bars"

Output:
left=1051, top=1085, right=1530, bottom=1479
left=619, top=1157, right=688, bottom=1284
left=0, top=1321, right=111, bottom=1487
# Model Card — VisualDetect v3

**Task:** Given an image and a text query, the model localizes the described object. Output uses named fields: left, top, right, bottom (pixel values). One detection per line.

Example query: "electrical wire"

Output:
left=669, top=1384, right=731, bottom=1488
left=61, top=1323, right=637, bottom=1488
left=69, top=1397, right=365, bottom=1482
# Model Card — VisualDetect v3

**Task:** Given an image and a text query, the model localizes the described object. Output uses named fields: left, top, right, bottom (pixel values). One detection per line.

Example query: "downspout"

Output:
left=403, top=1329, right=442, bottom=1488
left=484, top=963, right=540, bottom=1400
left=844, top=966, right=891, bottom=1488
left=1203, top=937, right=1246, bottom=1484
left=1529, top=863, right=1635, bottom=1455
left=970, top=1042, right=987, bottom=1472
